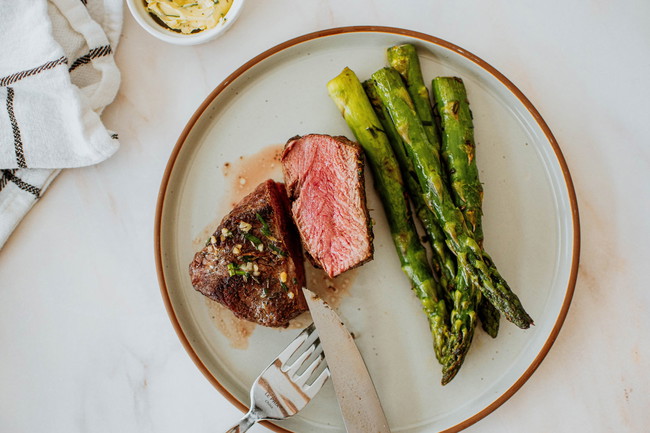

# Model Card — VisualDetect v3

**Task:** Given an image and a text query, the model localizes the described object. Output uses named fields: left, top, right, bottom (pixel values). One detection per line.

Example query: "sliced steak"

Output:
left=281, top=134, right=374, bottom=278
left=189, top=179, right=307, bottom=327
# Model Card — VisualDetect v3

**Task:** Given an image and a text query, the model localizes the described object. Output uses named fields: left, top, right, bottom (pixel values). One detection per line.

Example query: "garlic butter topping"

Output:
left=145, top=0, right=233, bottom=34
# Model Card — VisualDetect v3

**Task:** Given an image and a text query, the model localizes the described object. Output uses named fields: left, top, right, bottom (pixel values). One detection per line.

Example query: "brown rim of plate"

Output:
left=154, top=25, right=580, bottom=433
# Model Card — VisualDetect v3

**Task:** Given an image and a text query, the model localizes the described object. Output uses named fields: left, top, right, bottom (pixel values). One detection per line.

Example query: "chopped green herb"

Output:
left=280, top=281, right=289, bottom=292
left=268, top=243, right=287, bottom=257
left=292, top=277, right=298, bottom=285
left=182, top=2, right=198, bottom=7
left=227, top=263, right=248, bottom=277
left=244, top=232, right=262, bottom=246
left=256, top=213, right=273, bottom=238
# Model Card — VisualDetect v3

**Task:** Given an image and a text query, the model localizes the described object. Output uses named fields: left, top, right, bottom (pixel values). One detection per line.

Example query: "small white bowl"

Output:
left=126, top=0, right=245, bottom=46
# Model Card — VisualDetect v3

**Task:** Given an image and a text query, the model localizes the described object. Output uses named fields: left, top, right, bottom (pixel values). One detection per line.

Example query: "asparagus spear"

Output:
left=432, top=76, right=501, bottom=338
left=432, top=77, right=483, bottom=239
left=370, top=67, right=533, bottom=329
left=387, top=44, right=441, bottom=150
left=390, top=46, right=499, bottom=337
left=441, top=266, right=476, bottom=384
left=363, top=76, right=478, bottom=382
left=387, top=45, right=500, bottom=337
left=384, top=45, right=455, bottom=286
left=363, top=78, right=456, bottom=301
left=327, top=67, right=452, bottom=368
left=364, top=77, right=474, bottom=383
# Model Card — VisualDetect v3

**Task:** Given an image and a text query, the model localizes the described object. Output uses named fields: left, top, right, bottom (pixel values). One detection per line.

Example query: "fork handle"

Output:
left=225, top=412, right=257, bottom=433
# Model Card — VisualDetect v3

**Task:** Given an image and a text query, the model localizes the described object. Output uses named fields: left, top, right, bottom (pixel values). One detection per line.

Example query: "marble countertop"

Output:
left=1, top=1, right=648, bottom=432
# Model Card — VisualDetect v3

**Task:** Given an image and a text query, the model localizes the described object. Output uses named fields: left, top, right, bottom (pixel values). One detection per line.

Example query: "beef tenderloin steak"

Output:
left=189, top=179, right=307, bottom=327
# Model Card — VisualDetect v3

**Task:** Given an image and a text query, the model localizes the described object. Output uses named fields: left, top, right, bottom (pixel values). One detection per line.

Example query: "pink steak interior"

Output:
left=282, top=134, right=373, bottom=278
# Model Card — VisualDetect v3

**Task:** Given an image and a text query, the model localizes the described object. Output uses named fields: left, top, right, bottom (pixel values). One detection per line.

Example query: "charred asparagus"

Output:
left=327, top=67, right=453, bottom=368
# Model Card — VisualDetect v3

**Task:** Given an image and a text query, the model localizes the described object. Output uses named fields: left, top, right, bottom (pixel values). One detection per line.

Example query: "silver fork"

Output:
left=225, top=324, right=330, bottom=433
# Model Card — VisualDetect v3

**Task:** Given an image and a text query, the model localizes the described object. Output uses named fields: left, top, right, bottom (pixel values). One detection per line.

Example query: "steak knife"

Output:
left=302, top=288, right=391, bottom=433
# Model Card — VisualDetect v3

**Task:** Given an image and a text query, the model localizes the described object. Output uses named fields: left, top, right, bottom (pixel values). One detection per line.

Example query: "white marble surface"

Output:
left=1, top=1, right=648, bottom=432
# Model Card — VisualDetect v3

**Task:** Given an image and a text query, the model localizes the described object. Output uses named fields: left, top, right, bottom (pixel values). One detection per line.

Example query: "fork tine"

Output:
left=284, top=340, right=317, bottom=376
left=293, top=341, right=326, bottom=386
left=276, top=323, right=314, bottom=365
left=303, top=366, right=330, bottom=399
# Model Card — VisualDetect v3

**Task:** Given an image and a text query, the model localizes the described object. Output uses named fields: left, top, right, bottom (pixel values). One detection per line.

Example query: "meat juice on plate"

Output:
left=222, top=144, right=284, bottom=210
left=205, top=301, right=256, bottom=350
left=191, top=144, right=285, bottom=251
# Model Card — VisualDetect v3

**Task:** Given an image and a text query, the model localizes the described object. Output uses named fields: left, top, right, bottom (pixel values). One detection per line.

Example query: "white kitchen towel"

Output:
left=0, top=0, right=122, bottom=248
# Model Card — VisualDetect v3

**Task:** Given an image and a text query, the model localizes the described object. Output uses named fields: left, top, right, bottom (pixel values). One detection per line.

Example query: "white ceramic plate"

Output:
left=155, top=27, right=579, bottom=433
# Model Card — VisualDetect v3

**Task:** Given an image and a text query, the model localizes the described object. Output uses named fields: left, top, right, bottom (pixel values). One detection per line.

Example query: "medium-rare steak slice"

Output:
left=281, top=134, right=374, bottom=278
left=189, top=179, right=307, bottom=327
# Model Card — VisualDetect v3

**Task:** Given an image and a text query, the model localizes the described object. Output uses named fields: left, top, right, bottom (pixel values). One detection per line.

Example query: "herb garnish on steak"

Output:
left=189, top=179, right=307, bottom=327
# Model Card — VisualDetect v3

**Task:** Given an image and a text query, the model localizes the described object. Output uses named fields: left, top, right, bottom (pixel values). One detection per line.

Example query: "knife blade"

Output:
left=302, top=288, right=391, bottom=433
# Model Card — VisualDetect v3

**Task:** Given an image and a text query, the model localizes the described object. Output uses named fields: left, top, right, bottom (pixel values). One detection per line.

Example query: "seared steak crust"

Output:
left=189, top=180, right=307, bottom=327
left=281, top=134, right=374, bottom=278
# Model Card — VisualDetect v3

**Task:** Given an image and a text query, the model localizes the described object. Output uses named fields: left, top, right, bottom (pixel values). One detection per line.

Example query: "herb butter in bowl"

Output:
left=126, top=0, right=245, bottom=45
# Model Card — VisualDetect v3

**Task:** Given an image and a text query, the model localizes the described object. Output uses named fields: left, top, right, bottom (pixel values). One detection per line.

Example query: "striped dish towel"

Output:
left=0, top=0, right=122, bottom=248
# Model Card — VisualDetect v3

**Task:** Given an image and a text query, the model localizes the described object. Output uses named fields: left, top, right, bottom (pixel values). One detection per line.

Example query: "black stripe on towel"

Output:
left=4, top=170, right=41, bottom=198
left=6, top=88, right=27, bottom=169
left=68, top=45, right=113, bottom=72
left=0, top=56, right=68, bottom=87
left=0, top=169, right=16, bottom=193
